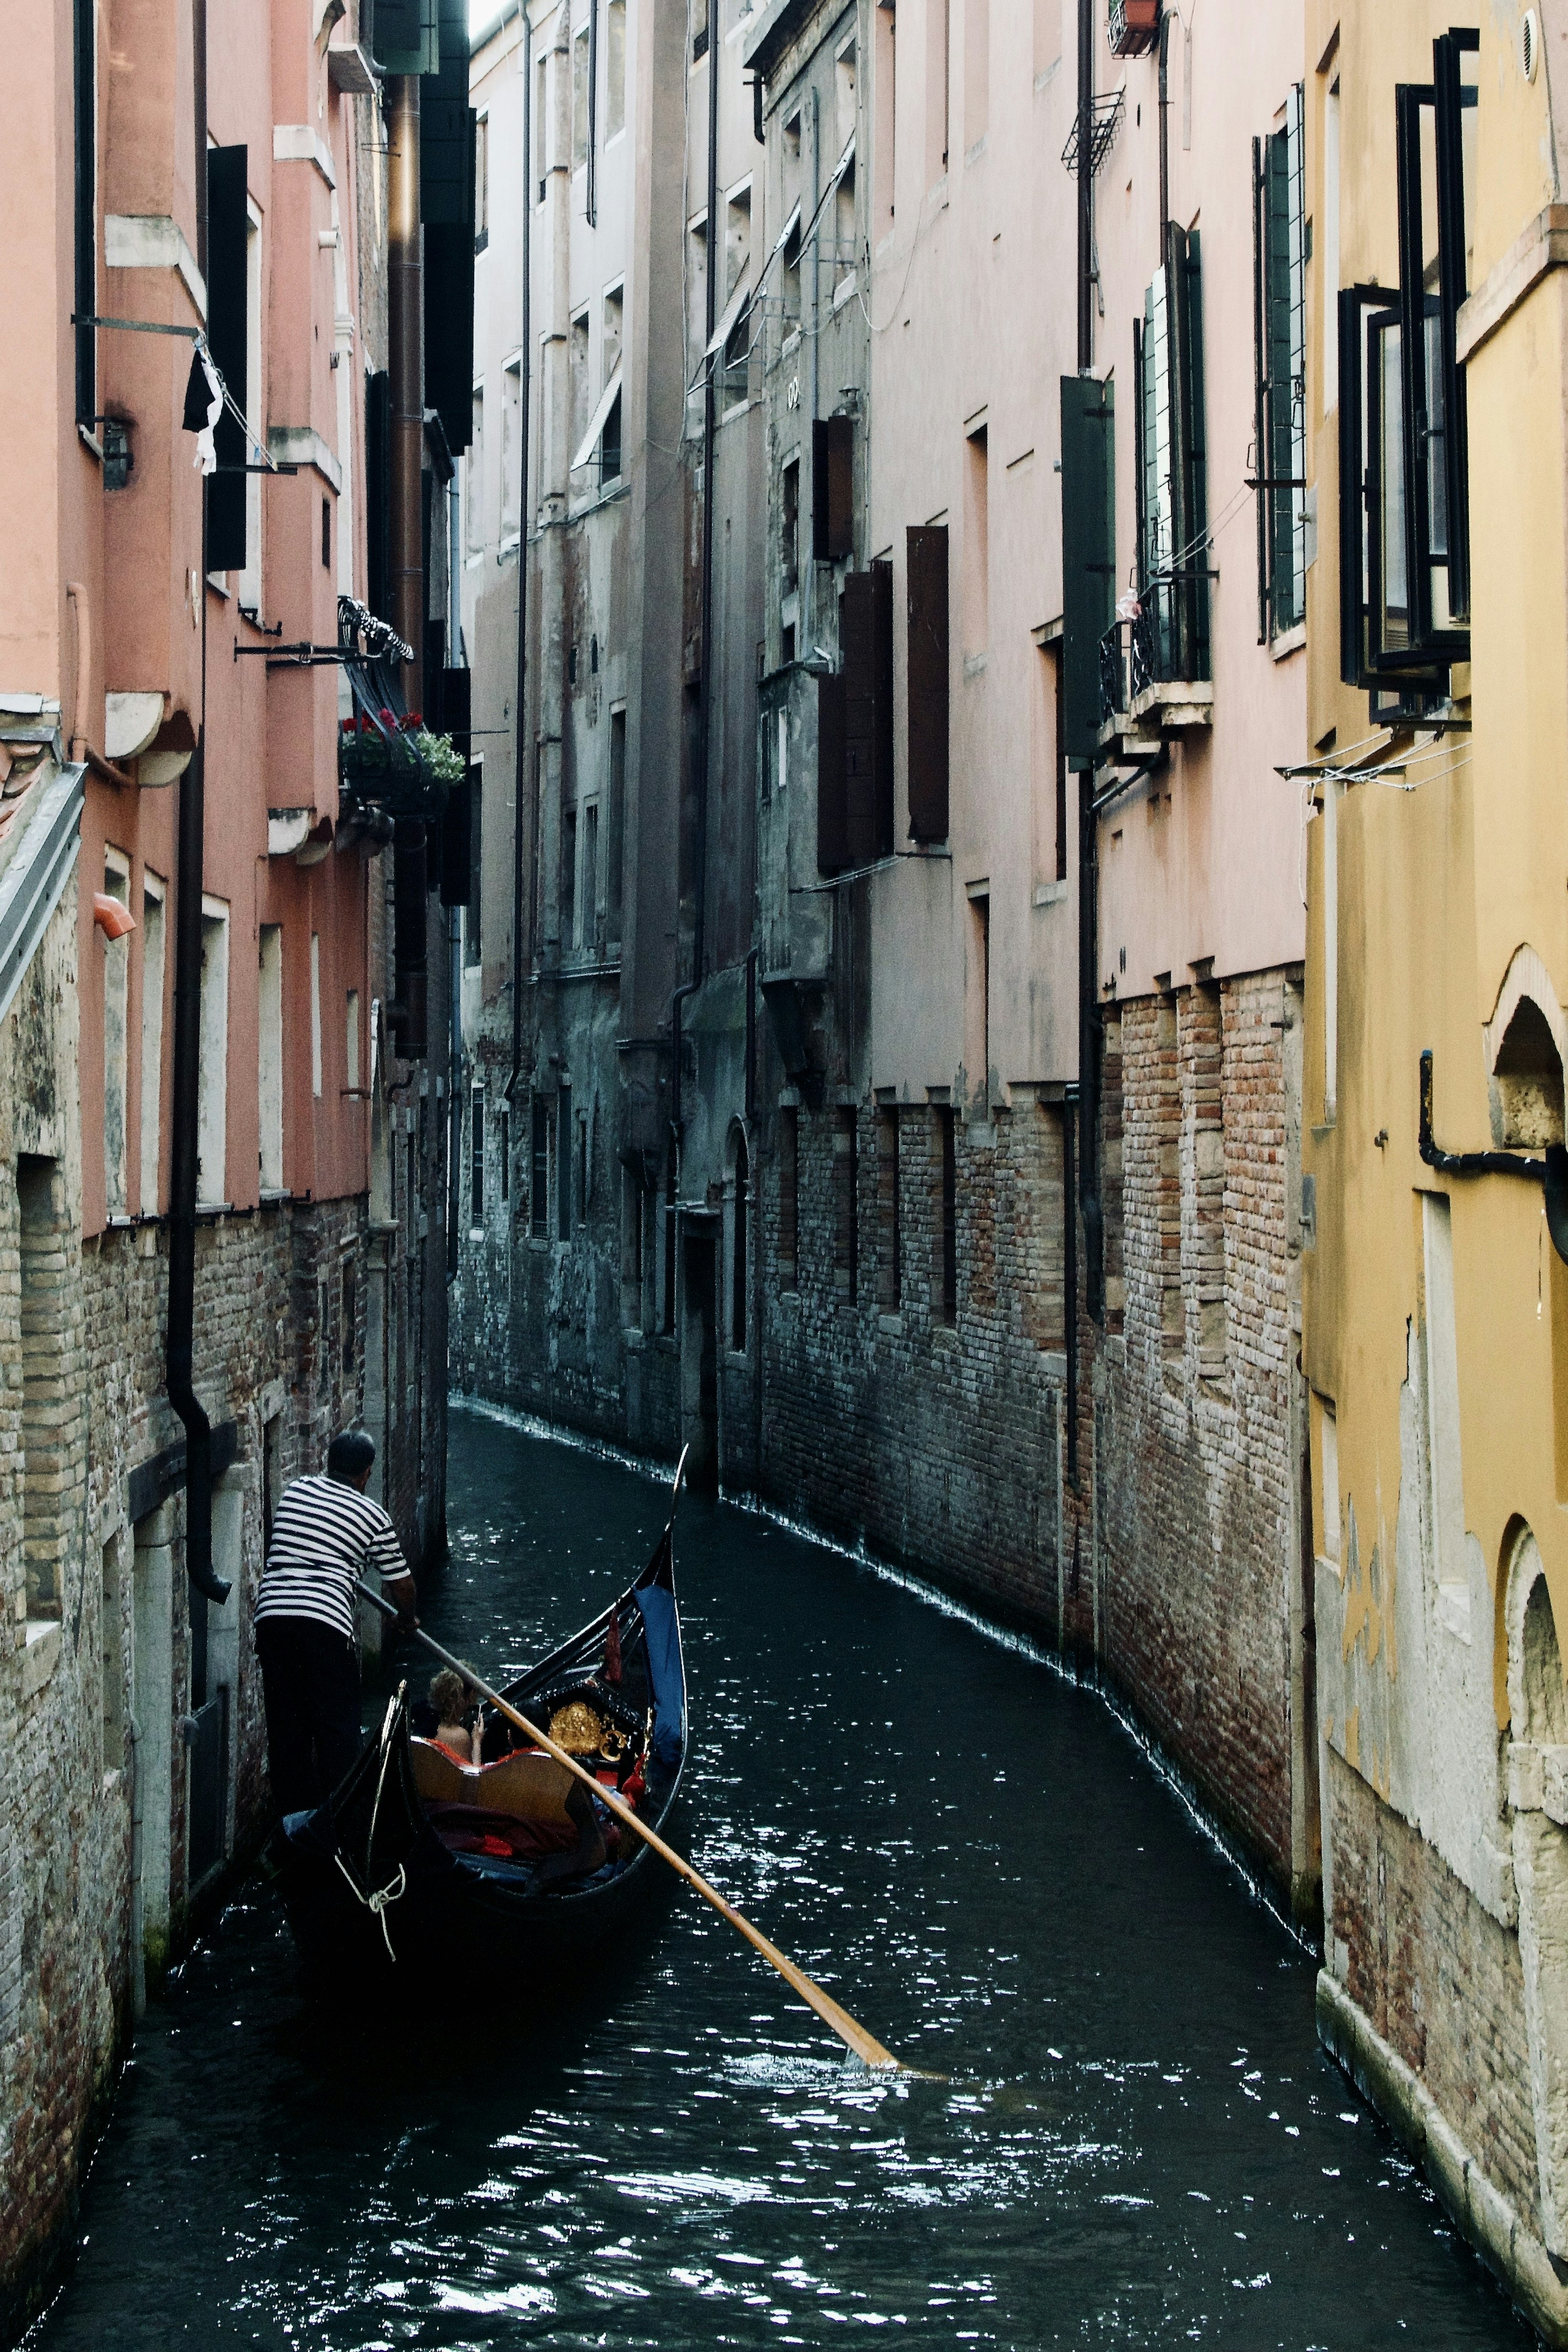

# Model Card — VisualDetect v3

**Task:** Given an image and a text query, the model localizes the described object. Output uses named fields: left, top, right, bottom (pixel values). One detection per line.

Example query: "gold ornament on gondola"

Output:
left=548, top=1698, right=628, bottom=1759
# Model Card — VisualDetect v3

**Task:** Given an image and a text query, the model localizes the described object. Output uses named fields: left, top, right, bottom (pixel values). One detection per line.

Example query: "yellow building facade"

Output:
left=1304, top=0, right=1568, bottom=2330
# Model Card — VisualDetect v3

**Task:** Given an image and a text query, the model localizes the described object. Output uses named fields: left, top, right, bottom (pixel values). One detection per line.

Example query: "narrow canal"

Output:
left=34, top=1407, right=1535, bottom=2349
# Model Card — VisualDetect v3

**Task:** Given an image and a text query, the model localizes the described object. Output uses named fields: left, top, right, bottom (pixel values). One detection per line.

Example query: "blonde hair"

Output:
left=429, top=1667, right=471, bottom=1724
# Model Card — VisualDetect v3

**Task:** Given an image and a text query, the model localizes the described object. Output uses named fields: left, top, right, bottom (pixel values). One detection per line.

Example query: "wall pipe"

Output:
left=1074, top=0, right=1104, bottom=1326
left=1158, top=4, right=1171, bottom=245
left=690, top=0, right=720, bottom=1014
left=507, top=10, right=534, bottom=1104
left=388, top=71, right=427, bottom=1056
left=167, top=0, right=229, bottom=1617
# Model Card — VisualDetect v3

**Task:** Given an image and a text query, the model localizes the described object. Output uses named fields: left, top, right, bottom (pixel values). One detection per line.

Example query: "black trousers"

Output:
left=257, top=1615, right=363, bottom=1817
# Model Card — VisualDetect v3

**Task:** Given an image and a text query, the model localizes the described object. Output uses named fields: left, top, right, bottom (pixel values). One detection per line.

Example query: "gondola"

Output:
left=271, top=1509, right=687, bottom=1980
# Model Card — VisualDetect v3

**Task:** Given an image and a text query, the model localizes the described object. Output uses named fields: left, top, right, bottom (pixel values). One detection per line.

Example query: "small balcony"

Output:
left=1108, top=0, right=1160, bottom=58
left=1098, top=572, right=1212, bottom=751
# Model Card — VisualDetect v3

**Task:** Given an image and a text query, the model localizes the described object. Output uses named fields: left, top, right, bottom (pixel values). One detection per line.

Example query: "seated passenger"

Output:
left=428, top=1667, right=482, bottom=1768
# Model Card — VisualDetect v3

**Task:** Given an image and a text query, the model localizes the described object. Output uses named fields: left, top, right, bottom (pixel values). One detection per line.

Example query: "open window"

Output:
left=1394, top=29, right=1477, bottom=655
left=1337, top=285, right=1450, bottom=713
left=1339, top=28, right=1476, bottom=705
left=1134, top=225, right=1208, bottom=689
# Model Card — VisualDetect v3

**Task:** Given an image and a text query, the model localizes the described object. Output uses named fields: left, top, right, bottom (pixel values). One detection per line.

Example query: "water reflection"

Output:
left=34, top=1405, right=1533, bottom=2349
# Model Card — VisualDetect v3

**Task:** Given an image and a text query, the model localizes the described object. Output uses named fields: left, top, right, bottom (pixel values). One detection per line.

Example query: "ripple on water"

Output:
left=29, top=1408, right=1539, bottom=2351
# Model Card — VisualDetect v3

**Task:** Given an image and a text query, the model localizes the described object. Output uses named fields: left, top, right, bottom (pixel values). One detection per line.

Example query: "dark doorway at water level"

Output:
left=681, top=1223, right=718, bottom=1490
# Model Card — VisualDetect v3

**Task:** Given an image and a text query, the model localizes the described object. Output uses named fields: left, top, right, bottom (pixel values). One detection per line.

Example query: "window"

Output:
left=692, top=0, right=708, bottom=62
left=255, top=925, right=282, bottom=1193
left=731, top=1128, right=749, bottom=1349
left=876, top=1107, right=900, bottom=1309
left=834, top=155, right=857, bottom=294
left=608, top=709, right=626, bottom=939
left=536, top=55, right=550, bottom=194
left=562, top=803, right=578, bottom=943
left=1256, top=89, right=1305, bottom=639
left=1135, top=226, right=1208, bottom=685
left=606, top=0, right=626, bottom=138
left=346, top=988, right=360, bottom=1093
left=1060, top=374, right=1115, bottom=764
left=139, top=875, right=166, bottom=1212
left=1396, top=31, right=1477, bottom=645
left=501, top=358, right=522, bottom=535
left=722, top=184, right=752, bottom=410
left=102, top=850, right=130, bottom=1217
left=309, top=929, right=323, bottom=1099
left=781, top=213, right=802, bottom=326
left=471, top=1090, right=485, bottom=1227
left=963, top=424, right=989, bottom=653
left=475, top=112, right=490, bottom=250
left=530, top=1094, right=549, bottom=1237
left=582, top=801, right=601, bottom=952
left=465, top=765, right=483, bottom=966
left=813, top=413, right=854, bottom=561
left=198, top=901, right=229, bottom=1205
left=238, top=204, right=264, bottom=615
left=778, top=1106, right=798, bottom=1287
left=600, top=388, right=622, bottom=484
left=820, top=560, right=893, bottom=874
left=206, top=147, right=249, bottom=574
left=558, top=1083, right=573, bottom=1241
left=906, top=524, right=950, bottom=841
left=834, top=1108, right=858, bottom=1300
left=1338, top=31, right=1475, bottom=701
left=468, top=387, right=484, bottom=549
left=781, top=458, right=800, bottom=597
left=573, top=22, right=590, bottom=168
left=603, top=283, right=624, bottom=379
left=969, top=893, right=990, bottom=1106
left=569, top=310, right=590, bottom=477
left=20, top=1157, right=70, bottom=1623
left=782, top=111, right=802, bottom=218
left=935, top=1106, right=957, bottom=1322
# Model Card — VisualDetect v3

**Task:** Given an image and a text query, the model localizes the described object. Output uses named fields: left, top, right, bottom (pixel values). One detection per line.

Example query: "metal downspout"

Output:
left=1074, top=0, right=1104, bottom=1327
left=508, top=12, right=534, bottom=1103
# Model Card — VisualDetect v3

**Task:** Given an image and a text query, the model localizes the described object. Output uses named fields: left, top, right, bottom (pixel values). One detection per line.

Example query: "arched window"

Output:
left=731, top=1128, right=749, bottom=1351
left=1494, top=996, right=1565, bottom=1149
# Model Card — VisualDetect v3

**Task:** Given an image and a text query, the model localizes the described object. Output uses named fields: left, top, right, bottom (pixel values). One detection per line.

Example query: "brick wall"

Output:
left=1326, top=1746, right=1541, bottom=2235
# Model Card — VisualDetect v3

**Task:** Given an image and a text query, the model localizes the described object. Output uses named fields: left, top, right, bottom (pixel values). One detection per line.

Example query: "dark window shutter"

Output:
left=205, top=145, right=248, bottom=572
left=840, top=566, right=894, bottom=867
left=439, top=774, right=472, bottom=905
left=906, top=525, right=949, bottom=843
left=1171, top=225, right=1209, bottom=678
left=372, top=0, right=423, bottom=65
left=812, top=415, right=855, bottom=561
left=1058, top=376, right=1115, bottom=767
left=366, top=369, right=392, bottom=620
left=816, top=670, right=848, bottom=873
left=871, top=557, right=894, bottom=858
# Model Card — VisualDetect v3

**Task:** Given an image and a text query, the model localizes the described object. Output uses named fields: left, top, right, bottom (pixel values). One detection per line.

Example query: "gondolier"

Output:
left=256, top=1429, right=418, bottom=1816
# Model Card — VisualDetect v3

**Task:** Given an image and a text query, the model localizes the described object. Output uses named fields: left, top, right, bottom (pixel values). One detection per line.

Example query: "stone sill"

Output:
left=23, top=1618, right=60, bottom=1698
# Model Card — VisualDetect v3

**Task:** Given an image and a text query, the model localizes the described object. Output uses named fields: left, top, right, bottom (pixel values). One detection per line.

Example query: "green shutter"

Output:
left=1262, top=89, right=1305, bottom=636
left=1060, top=376, right=1115, bottom=768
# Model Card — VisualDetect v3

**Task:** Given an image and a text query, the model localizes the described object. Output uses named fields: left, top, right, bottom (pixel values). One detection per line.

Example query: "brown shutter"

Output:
left=871, top=557, right=894, bottom=857
left=816, top=670, right=847, bottom=873
left=813, top=415, right=855, bottom=561
left=906, top=525, right=949, bottom=842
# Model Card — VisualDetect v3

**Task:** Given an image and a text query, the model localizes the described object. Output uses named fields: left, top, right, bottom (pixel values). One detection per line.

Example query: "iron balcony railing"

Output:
left=1098, top=569, right=1212, bottom=726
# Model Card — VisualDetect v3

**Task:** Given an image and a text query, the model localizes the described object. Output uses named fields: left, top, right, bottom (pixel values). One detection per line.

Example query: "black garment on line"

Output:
left=257, top=1615, right=363, bottom=1817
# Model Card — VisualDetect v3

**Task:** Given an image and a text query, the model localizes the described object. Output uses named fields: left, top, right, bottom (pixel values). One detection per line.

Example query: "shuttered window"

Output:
left=1255, top=88, right=1305, bottom=640
left=365, top=370, right=392, bottom=621
left=1135, top=226, right=1208, bottom=682
left=813, top=415, right=855, bottom=560
left=1394, top=36, right=1474, bottom=652
left=840, top=561, right=894, bottom=869
left=530, top=1096, right=549, bottom=1239
left=206, top=146, right=249, bottom=573
left=906, top=525, right=950, bottom=841
left=1058, top=377, right=1115, bottom=767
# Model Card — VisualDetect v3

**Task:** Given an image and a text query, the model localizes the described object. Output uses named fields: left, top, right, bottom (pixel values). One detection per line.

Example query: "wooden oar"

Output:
left=353, top=1572, right=902, bottom=2072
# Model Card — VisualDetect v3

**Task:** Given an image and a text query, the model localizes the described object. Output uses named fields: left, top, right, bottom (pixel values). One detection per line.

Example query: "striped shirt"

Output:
left=255, top=1474, right=408, bottom=1642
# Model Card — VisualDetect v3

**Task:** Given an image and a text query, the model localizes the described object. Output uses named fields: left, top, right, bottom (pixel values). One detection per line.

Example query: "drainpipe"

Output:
left=1158, top=4, right=1171, bottom=246
left=169, top=0, right=229, bottom=1618
left=1074, top=0, right=1104, bottom=1325
left=507, top=12, right=534, bottom=1104
left=1076, top=0, right=1093, bottom=372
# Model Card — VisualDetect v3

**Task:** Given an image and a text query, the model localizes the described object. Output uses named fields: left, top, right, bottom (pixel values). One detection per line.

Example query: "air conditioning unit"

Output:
left=1109, top=0, right=1160, bottom=58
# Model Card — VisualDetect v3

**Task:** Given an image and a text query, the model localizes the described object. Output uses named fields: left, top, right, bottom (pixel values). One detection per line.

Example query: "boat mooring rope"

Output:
left=332, top=1693, right=408, bottom=1961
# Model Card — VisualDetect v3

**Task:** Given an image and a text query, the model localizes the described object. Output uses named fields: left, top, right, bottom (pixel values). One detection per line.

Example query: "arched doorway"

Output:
left=1506, top=1525, right=1568, bottom=2252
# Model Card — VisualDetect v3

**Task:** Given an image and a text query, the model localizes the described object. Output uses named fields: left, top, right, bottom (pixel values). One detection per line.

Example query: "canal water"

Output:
left=33, top=1406, right=1536, bottom=2350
